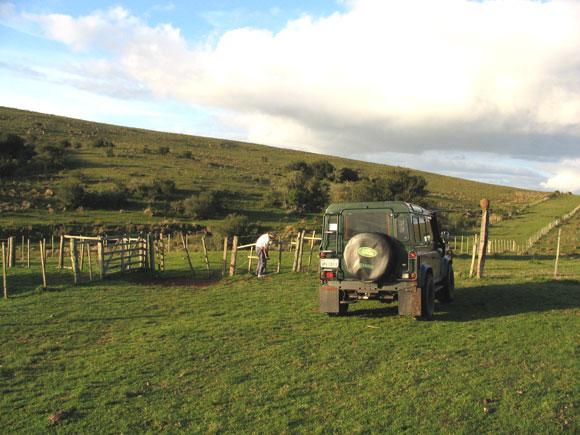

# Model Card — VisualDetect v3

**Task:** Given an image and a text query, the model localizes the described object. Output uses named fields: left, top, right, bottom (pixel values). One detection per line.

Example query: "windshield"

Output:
left=343, top=210, right=393, bottom=242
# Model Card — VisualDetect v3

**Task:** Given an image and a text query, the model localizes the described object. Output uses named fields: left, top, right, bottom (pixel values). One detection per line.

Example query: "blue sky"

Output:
left=1, top=0, right=579, bottom=193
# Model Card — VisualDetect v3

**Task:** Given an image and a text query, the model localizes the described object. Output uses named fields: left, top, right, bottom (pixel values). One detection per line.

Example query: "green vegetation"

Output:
left=0, top=106, right=551, bottom=232
left=0, top=252, right=578, bottom=432
left=489, top=194, right=580, bottom=240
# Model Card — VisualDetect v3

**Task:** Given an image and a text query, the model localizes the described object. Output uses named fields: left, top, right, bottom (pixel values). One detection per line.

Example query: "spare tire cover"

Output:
left=343, top=233, right=391, bottom=282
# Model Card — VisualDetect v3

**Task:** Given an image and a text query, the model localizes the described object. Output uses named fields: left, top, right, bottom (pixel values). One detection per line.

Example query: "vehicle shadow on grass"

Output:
left=346, top=280, right=580, bottom=321
left=436, top=280, right=580, bottom=322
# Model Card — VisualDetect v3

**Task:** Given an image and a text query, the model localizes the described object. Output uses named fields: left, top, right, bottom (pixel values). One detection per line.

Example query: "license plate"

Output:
left=320, top=258, right=339, bottom=269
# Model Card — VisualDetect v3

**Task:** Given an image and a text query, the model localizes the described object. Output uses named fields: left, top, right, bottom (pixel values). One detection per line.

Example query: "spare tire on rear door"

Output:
left=343, top=233, right=392, bottom=282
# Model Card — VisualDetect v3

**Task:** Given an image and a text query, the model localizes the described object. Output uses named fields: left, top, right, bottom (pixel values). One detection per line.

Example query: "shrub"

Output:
left=158, top=146, right=170, bottom=155
left=58, top=178, right=86, bottom=209
left=216, top=214, right=259, bottom=237
left=0, top=133, right=36, bottom=177
left=92, top=138, right=115, bottom=148
left=311, top=160, right=335, bottom=180
left=336, top=167, right=359, bottom=183
left=386, top=171, right=428, bottom=203
left=182, top=191, right=222, bottom=218
left=150, top=178, right=177, bottom=200
left=179, top=151, right=193, bottom=159
left=285, top=171, right=330, bottom=213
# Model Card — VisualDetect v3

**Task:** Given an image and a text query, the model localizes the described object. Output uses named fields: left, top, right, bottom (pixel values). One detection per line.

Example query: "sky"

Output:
left=1, top=0, right=579, bottom=193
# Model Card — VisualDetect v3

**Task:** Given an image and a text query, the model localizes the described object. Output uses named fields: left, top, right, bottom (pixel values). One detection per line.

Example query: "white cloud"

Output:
left=541, top=159, right=580, bottom=193
left=13, top=1, right=580, bottom=167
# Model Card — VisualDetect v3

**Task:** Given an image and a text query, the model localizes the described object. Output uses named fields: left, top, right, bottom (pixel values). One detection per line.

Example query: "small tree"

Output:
left=387, top=171, right=428, bottom=203
left=336, top=167, right=359, bottom=183
left=182, top=191, right=222, bottom=218
left=311, top=160, right=335, bottom=180
left=58, top=178, right=85, bottom=209
left=285, top=171, right=329, bottom=213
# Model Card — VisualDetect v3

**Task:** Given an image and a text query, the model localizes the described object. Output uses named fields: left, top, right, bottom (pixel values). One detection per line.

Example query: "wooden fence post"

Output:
left=87, top=243, right=93, bottom=281
left=477, top=199, right=490, bottom=279
left=8, top=236, right=15, bottom=268
left=148, top=233, right=156, bottom=272
left=296, top=230, right=306, bottom=272
left=58, top=236, right=64, bottom=269
left=292, top=233, right=300, bottom=272
left=39, top=240, right=47, bottom=289
left=2, top=242, right=7, bottom=299
left=79, top=242, right=85, bottom=271
left=97, top=240, right=105, bottom=280
left=222, top=236, right=229, bottom=277
left=21, top=235, right=25, bottom=264
left=27, top=238, right=30, bottom=268
left=180, top=232, right=195, bottom=278
left=201, top=234, right=210, bottom=277
left=51, top=235, right=55, bottom=257
left=276, top=240, right=282, bottom=274
left=70, top=238, right=79, bottom=284
left=229, top=235, right=238, bottom=277
left=554, top=229, right=561, bottom=279
left=307, top=230, right=316, bottom=272
left=247, top=245, right=254, bottom=274
left=469, top=235, right=478, bottom=278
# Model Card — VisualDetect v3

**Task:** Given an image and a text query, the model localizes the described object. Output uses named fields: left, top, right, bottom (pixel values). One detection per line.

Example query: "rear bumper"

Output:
left=319, top=280, right=422, bottom=316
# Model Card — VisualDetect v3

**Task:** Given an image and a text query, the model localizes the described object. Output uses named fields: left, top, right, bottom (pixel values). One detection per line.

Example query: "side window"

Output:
left=324, top=215, right=338, bottom=251
left=417, top=216, right=426, bottom=243
left=424, top=216, right=434, bottom=242
left=412, top=215, right=421, bottom=242
left=396, top=215, right=410, bottom=241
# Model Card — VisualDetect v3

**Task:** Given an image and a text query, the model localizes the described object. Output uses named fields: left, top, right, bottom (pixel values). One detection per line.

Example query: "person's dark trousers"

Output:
left=256, top=248, right=267, bottom=276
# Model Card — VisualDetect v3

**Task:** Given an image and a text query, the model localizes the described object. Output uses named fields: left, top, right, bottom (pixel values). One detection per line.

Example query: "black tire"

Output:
left=438, top=265, right=454, bottom=303
left=418, top=273, right=435, bottom=320
left=342, top=233, right=392, bottom=282
left=327, top=303, right=349, bottom=317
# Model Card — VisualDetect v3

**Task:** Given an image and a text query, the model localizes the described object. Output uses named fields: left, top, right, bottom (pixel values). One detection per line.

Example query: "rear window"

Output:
left=396, top=215, right=410, bottom=241
left=343, top=211, right=393, bottom=241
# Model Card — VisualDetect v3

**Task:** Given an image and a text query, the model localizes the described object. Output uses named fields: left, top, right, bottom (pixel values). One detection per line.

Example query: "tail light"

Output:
left=321, top=271, right=336, bottom=280
left=408, top=251, right=417, bottom=259
left=320, top=251, right=327, bottom=258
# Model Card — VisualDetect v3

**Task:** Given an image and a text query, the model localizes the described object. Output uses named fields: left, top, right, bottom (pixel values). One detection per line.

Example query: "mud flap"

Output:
left=398, top=285, right=422, bottom=316
left=319, top=285, right=340, bottom=313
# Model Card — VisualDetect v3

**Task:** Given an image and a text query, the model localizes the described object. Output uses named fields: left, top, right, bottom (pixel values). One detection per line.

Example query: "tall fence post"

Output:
left=276, top=240, right=282, bottom=274
left=477, top=199, right=490, bottom=279
left=554, top=228, right=561, bottom=279
left=148, top=233, right=156, bottom=272
left=97, top=240, right=105, bottom=280
left=8, top=236, right=15, bottom=268
left=2, top=242, right=7, bottom=299
left=292, top=233, right=300, bottom=272
left=27, top=239, right=30, bottom=268
left=469, top=235, right=478, bottom=278
left=70, top=238, right=79, bottom=284
left=229, top=235, right=239, bottom=277
left=201, top=234, right=210, bottom=277
left=58, top=235, right=65, bottom=269
left=87, top=242, right=93, bottom=281
left=39, top=240, right=47, bottom=289
left=222, top=236, right=229, bottom=277
left=180, top=232, right=195, bottom=278
left=248, top=245, right=254, bottom=274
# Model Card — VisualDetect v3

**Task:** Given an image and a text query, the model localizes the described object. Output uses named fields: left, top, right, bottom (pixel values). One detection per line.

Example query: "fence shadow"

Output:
left=347, top=279, right=580, bottom=321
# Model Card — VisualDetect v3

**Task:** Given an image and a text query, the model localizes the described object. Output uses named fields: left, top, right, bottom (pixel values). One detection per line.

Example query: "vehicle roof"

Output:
left=324, top=201, right=433, bottom=215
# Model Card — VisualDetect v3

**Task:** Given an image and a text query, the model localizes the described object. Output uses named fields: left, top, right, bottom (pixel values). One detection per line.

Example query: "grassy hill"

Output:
left=0, top=106, right=551, bottom=233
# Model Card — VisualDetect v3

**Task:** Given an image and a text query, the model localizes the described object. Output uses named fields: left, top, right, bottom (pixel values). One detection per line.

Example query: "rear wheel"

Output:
left=417, top=274, right=434, bottom=320
left=438, top=265, right=454, bottom=303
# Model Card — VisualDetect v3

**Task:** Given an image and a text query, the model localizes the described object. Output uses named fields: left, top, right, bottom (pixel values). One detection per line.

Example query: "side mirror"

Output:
left=441, top=231, right=449, bottom=243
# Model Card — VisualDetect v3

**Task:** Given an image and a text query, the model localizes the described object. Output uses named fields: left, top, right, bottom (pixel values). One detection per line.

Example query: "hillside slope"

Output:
left=0, top=106, right=548, bottom=231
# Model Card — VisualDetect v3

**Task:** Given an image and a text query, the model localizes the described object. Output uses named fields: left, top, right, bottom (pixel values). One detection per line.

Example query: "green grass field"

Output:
left=1, top=250, right=578, bottom=433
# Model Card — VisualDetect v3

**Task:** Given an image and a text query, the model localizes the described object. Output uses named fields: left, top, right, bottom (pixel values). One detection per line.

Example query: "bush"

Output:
left=336, top=167, right=359, bottom=183
left=216, top=214, right=259, bottom=237
left=179, top=151, right=193, bottom=159
left=58, top=178, right=86, bottom=209
left=0, top=133, right=36, bottom=177
left=181, top=191, right=222, bottom=218
left=82, top=183, right=129, bottom=210
left=158, top=146, right=170, bottom=155
left=387, top=171, right=428, bottom=203
left=311, top=160, right=335, bottom=180
left=285, top=172, right=330, bottom=213
left=92, top=138, right=115, bottom=148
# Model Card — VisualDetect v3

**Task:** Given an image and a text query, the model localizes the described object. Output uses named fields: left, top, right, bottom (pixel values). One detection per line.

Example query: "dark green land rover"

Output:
left=319, top=201, right=454, bottom=319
